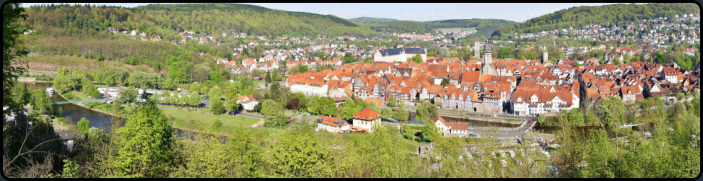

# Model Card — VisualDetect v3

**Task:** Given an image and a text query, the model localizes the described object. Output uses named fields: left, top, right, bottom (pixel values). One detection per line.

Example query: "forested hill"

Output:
left=491, top=3, right=700, bottom=38
left=423, top=19, right=516, bottom=37
left=351, top=18, right=516, bottom=37
left=352, top=20, right=435, bottom=34
left=25, top=3, right=377, bottom=38
left=350, top=17, right=402, bottom=22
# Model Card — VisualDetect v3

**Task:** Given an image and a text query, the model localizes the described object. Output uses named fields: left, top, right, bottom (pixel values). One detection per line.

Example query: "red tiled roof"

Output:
left=353, top=109, right=381, bottom=121
left=432, top=116, right=447, bottom=125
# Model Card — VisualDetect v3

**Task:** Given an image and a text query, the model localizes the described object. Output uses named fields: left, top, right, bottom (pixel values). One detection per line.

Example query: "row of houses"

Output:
left=287, top=43, right=700, bottom=117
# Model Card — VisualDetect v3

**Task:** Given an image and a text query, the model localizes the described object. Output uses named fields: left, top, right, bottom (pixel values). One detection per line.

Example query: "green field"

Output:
left=435, top=27, right=476, bottom=33
left=162, top=108, right=262, bottom=129
left=63, top=90, right=91, bottom=101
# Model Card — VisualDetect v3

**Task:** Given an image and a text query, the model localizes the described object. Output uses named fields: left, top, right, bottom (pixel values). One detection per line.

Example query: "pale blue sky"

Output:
left=21, top=3, right=619, bottom=22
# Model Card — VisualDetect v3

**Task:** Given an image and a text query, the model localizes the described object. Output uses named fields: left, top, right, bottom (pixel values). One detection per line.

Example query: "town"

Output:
left=3, top=3, right=700, bottom=179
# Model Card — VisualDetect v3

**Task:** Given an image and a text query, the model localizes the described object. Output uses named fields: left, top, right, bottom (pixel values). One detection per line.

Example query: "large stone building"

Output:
left=374, top=47, right=427, bottom=63
left=290, top=80, right=328, bottom=97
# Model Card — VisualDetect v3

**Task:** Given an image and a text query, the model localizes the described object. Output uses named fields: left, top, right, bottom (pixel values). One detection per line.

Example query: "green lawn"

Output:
left=64, top=90, right=91, bottom=100
left=162, top=108, right=262, bottom=129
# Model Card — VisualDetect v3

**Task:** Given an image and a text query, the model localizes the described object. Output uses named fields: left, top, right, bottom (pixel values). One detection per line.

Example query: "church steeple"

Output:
left=483, top=44, right=492, bottom=65
left=481, top=43, right=497, bottom=76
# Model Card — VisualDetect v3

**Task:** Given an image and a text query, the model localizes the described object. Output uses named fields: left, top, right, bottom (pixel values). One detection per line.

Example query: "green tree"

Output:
left=212, top=119, right=222, bottom=132
left=408, top=53, right=423, bottom=63
left=655, top=50, right=665, bottom=64
left=190, top=82, right=201, bottom=93
left=339, top=98, right=361, bottom=120
left=170, top=133, right=231, bottom=178
left=293, top=93, right=308, bottom=111
left=10, top=82, right=31, bottom=106
left=392, top=107, right=409, bottom=121
left=498, top=47, right=513, bottom=58
left=188, top=91, right=202, bottom=107
left=416, top=100, right=437, bottom=123
left=440, top=78, right=451, bottom=86
left=225, top=97, right=240, bottom=115
left=401, top=124, right=413, bottom=139
left=367, top=101, right=381, bottom=113
left=272, top=68, right=279, bottom=81
left=228, top=127, right=265, bottom=177
left=3, top=3, right=29, bottom=112
left=210, top=71, right=222, bottom=83
left=602, top=97, right=626, bottom=126
left=210, top=99, right=225, bottom=115
left=323, top=98, right=338, bottom=116
left=77, top=118, right=91, bottom=134
left=107, top=101, right=174, bottom=178
left=261, top=99, right=287, bottom=127
left=388, top=96, right=397, bottom=107
left=118, top=86, right=138, bottom=104
left=264, top=71, right=272, bottom=83
left=208, top=85, right=223, bottom=100
left=270, top=128, right=332, bottom=178
left=421, top=121, right=439, bottom=142
left=381, top=107, right=394, bottom=119
left=61, top=159, right=80, bottom=178
left=297, top=65, right=309, bottom=73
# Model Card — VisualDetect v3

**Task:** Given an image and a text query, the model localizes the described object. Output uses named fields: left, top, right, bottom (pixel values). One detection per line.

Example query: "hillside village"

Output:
left=107, top=11, right=700, bottom=136
left=35, top=6, right=697, bottom=137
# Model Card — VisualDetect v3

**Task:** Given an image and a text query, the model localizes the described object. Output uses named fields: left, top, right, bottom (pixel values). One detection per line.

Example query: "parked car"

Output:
left=468, top=134, right=479, bottom=138
left=528, top=119, right=534, bottom=123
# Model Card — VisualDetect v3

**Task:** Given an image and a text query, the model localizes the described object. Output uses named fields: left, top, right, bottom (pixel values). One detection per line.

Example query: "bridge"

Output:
left=50, top=98, right=108, bottom=105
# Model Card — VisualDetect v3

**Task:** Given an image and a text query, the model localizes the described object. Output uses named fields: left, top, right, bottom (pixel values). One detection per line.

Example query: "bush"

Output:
left=212, top=119, right=222, bottom=132
left=77, top=117, right=90, bottom=134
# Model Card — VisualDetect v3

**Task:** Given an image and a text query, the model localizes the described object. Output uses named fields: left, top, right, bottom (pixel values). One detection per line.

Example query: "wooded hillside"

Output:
left=491, top=3, right=700, bottom=38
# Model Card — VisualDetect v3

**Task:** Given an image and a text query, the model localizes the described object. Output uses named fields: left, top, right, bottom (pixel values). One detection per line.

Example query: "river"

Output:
left=26, top=82, right=204, bottom=139
left=26, top=82, right=124, bottom=131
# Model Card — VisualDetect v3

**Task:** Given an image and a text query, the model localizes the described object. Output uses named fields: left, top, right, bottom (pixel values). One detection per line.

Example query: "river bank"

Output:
left=55, top=89, right=128, bottom=120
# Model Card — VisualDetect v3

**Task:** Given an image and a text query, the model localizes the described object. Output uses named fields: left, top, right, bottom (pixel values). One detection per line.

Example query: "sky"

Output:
left=20, top=3, right=618, bottom=22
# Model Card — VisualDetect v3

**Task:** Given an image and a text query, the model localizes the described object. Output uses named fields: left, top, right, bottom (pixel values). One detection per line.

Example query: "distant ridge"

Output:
left=350, top=17, right=402, bottom=22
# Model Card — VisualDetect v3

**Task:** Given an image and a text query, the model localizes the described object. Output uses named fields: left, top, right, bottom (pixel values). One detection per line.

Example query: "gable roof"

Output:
left=432, top=116, right=447, bottom=125
left=353, top=108, right=381, bottom=121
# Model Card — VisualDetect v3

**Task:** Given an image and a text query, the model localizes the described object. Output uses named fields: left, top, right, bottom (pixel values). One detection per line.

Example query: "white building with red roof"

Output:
left=352, top=109, right=382, bottom=133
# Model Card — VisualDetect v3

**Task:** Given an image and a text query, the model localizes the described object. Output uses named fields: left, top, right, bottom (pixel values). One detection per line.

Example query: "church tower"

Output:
left=480, top=44, right=497, bottom=76
left=474, top=41, right=482, bottom=58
